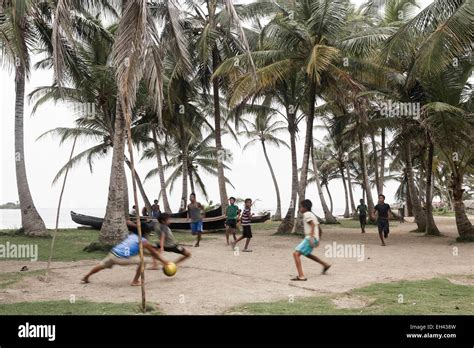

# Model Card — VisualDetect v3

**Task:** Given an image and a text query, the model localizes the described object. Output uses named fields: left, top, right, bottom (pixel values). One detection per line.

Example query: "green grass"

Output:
left=229, top=278, right=474, bottom=315
left=433, top=210, right=455, bottom=217
left=0, top=228, right=216, bottom=262
left=0, top=270, right=44, bottom=289
left=0, top=300, right=160, bottom=315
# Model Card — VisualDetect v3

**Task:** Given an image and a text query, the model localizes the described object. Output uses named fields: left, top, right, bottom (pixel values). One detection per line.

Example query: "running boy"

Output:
left=373, top=194, right=393, bottom=246
left=225, top=197, right=241, bottom=245
left=188, top=193, right=204, bottom=247
left=356, top=199, right=368, bottom=233
left=150, top=213, right=191, bottom=269
left=81, top=225, right=170, bottom=285
left=291, top=199, right=331, bottom=281
left=231, top=198, right=253, bottom=252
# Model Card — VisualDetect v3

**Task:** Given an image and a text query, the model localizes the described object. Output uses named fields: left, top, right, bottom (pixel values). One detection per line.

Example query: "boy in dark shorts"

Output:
left=225, top=197, right=241, bottom=245
left=374, top=194, right=393, bottom=246
left=356, top=199, right=368, bottom=233
left=150, top=213, right=191, bottom=269
left=231, top=198, right=253, bottom=252
left=81, top=226, right=170, bottom=286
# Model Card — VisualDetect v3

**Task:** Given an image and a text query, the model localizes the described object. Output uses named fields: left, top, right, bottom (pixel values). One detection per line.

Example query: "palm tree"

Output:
left=0, top=0, right=53, bottom=236
left=239, top=104, right=288, bottom=221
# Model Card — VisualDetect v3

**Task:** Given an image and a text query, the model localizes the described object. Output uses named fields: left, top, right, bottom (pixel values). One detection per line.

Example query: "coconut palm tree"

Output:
left=239, top=103, right=288, bottom=220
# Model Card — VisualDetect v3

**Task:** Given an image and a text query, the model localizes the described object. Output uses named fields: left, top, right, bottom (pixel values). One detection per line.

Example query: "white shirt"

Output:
left=303, top=211, right=319, bottom=240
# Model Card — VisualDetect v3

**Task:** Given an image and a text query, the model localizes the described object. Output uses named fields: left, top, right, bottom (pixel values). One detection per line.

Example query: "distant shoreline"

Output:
left=0, top=203, right=20, bottom=209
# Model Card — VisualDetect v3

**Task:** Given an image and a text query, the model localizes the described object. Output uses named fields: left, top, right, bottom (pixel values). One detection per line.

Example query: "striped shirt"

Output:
left=241, top=207, right=251, bottom=226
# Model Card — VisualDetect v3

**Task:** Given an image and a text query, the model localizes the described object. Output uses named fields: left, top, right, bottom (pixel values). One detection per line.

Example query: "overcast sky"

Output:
left=0, top=0, right=431, bottom=216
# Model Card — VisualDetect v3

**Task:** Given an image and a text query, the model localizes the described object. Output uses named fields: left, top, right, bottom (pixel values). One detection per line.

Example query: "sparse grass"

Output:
left=229, top=278, right=474, bottom=315
left=0, top=270, right=44, bottom=289
left=0, top=228, right=217, bottom=262
left=0, top=300, right=160, bottom=315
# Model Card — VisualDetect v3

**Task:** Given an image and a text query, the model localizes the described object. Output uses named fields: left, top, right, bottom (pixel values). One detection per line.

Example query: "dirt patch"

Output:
left=331, top=295, right=373, bottom=309
left=0, top=216, right=473, bottom=314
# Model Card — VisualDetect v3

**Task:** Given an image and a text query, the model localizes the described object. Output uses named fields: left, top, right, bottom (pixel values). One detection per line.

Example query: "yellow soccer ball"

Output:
left=163, top=262, right=177, bottom=277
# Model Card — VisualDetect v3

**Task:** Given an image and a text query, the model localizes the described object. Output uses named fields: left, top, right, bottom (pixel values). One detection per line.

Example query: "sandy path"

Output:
left=0, top=217, right=473, bottom=314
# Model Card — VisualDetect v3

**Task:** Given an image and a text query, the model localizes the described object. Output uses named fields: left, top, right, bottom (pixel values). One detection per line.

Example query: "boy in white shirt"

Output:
left=291, top=199, right=331, bottom=281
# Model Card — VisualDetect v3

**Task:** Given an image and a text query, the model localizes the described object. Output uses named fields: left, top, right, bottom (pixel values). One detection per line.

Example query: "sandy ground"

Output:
left=0, top=216, right=473, bottom=314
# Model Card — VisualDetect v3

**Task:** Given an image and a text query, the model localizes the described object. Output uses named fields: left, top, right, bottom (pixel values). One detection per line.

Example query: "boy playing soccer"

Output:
left=356, top=199, right=368, bottom=233
left=150, top=213, right=191, bottom=269
left=187, top=193, right=204, bottom=247
left=81, top=225, right=170, bottom=286
left=291, top=199, right=331, bottom=281
left=373, top=194, right=393, bottom=246
left=225, top=197, right=241, bottom=245
left=231, top=198, right=253, bottom=252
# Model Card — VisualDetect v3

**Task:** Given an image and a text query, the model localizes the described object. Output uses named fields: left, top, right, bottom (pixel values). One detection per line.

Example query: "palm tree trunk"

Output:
left=100, top=99, right=128, bottom=245
left=404, top=169, right=414, bottom=217
left=379, top=127, right=386, bottom=193
left=358, top=132, right=375, bottom=220
left=125, top=158, right=152, bottom=213
left=295, top=82, right=316, bottom=233
left=152, top=129, right=172, bottom=213
left=212, top=47, right=228, bottom=212
left=405, top=143, right=426, bottom=229
left=261, top=140, right=282, bottom=221
left=312, top=147, right=337, bottom=223
left=14, top=66, right=47, bottom=236
left=179, top=145, right=189, bottom=212
left=370, top=132, right=381, bottom=194
left=277, top=115, right=298, bottom=234
left=346, top=162, right=356, bottom=214
left=188, top=166, right=196, bottom=194
left=325, top=184, right=334, bottom=214
left=340, top=165, right=350, bottom=218
left=452, top=171, right=474, bottom=240
left=424, top=136, right=440, bottom=235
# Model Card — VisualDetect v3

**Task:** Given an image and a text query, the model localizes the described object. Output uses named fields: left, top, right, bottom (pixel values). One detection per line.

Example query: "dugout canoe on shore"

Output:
left=70, top=211, right=155, bottom=233
left=169, top=205, right=222, bottom=218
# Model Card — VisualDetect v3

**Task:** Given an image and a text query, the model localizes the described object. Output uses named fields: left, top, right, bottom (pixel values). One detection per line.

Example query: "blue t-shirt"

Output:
left=111, top=234, right=147, bottom=258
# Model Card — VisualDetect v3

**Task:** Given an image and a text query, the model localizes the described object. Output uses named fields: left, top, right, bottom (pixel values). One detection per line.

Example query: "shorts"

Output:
left=359, top=215, right=367, bottom=225
left=155, top=243, right=186, bottom=255
left=242, top=225, right=252, bottom=238
left=226, top=219, right=237, bottom=229
left=377, top=219, right=390, bottom=234
left=190, top=221, right=203, bottom=235
left=295, top=237, right=318, bottom=256
left=100, top=253, right=145, bottom=268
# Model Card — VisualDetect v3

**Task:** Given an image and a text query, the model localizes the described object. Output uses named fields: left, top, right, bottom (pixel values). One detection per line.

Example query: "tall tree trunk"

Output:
left=312, top=147, right=337, bottom=223
left=277, top=114, right=298, bottom=234
left=212, top=47, right=228, bottom=212
left=152, top=129, right=171, bottom=213
left=100, top=99, right=128, bottom=245
left=325, top=184, right=334, bottom=214
left=295, top=82, right=317, bottom=233
left=261, top=140, right=282, bottom=220
left=188, top=166, right=196, bottom=194
left=346, top=162, right=356, bottom=214
left=452, top=172, right=474, bottom=241
left=125, top=158, right=151, bottom=214
left=14, top=65, right=47, bottom=236
left=379, top=127, right=386, bottom=194
left=405, top=143, right=426, bottom=229
left=424, top=136, right=439, bottom=235
left=179, top=143, right=189, bottom=212
left=340, top=165, right=350, bottom=218
left=370, top=132, right=381, bottom=195
left=405, top=169, right=414, bottom=217
left=358, top=131, right=375, bottom=220
left=123, top=169, right=129, bottom=218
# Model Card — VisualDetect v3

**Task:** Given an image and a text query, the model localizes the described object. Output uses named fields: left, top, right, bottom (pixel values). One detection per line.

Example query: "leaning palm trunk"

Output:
left=100, top=99, right=128, bottom=245
left=370, top=132, right=381, bottom=194
left=346, top=162, right=356, bottom=214
left=277, top=118, right=298, bottom=234
left=14, top=66, right=47, bottom=236
left=452, top=173, right=474, bottom=241
left=212, top=48, right=228, bottom=212
left=358, top=132, right=375, bottom=220
left=125, top=158, right=152, bottom=213
left=261, top=140, right=282, bottom=221
left=424, top=137, right=440, bottom=235
left=295, top=92, right=316, bottom=233
left=405, top=143, right=426, bottom=230
left=179, top=143, right=189, bottom=212
left=188, top=169, right=196, bottom=195
left=379, top=128, right=386, bottom=194
left=340, top=165, right=350, bottom=218
left=325, top=184, right=334, bottom=214
left=312, top=148, right=337, bottom=223
left=152, top=129, right=171, bottom=213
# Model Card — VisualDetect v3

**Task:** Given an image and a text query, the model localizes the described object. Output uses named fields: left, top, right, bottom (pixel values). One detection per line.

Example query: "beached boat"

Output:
left=251, top=212, right=271, bottom=224
left=70, top=211, right=156, bottom=233
left=169, top=205, right=222, bottom=218
left=169, top=215, right=226, bottom=230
